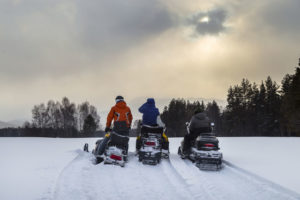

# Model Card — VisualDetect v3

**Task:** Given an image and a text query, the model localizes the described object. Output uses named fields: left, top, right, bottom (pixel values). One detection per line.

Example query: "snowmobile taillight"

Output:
left=110, top=154, right=122, bottom=161
left=145, top=141, right=156, bottom=146
left=204, top=143, right=215, bottom=147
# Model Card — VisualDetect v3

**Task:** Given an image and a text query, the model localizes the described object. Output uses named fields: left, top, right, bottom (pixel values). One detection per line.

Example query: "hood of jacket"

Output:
left=146, top=98, right=155, bottom=106
left=115, top=101, right=127, bottom=109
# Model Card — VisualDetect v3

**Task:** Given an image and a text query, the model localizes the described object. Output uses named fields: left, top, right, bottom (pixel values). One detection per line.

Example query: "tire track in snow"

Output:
left=91, top=152, right=191, bottom=200
left=53, top=151, right=193, bottom=200
left=52, top=150, right=97, bottom=200
left=222, top=161, right=300, bottom=200
left=167, top=154, right=217, bottom=200
left=170, top=155, right=300, bottom=200
left=160, top=159, right=196, bottom=200
left=53, top=150, right=300, bottom=200
left=207, top=161, right=299, bottom=200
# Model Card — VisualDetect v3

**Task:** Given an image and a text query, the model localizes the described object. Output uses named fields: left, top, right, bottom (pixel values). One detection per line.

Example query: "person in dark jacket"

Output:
left=182, top=108, right=211, bottom=155
left=136, top=98, right=169, bottom=154
left=138, top=98, right=160, bottom=126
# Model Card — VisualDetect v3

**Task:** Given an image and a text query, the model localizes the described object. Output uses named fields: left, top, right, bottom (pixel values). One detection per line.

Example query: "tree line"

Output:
left=0, top=97, right=102, bottom=137
left=161, top=59, right=300, bottom=137
left=1, top=59, right=299, bottom=137
left=160, top=99, right=221, bottom=137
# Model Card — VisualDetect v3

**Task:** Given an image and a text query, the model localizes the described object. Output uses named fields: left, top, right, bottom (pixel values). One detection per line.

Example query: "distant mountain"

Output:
left=0, top=119, right=26, bottom=129
left=0, top=121, right=16, bottom=129
left=7, top=119, right=26, bottom=128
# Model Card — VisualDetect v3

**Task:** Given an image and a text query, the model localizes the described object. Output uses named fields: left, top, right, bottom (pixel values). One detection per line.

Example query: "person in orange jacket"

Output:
left=95, top=96, right=133, bottom=157
left=105, top=95, right=133, bottom=135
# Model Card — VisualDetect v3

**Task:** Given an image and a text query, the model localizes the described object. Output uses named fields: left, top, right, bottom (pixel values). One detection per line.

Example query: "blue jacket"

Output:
left=138, top=98, right=160, bottom=126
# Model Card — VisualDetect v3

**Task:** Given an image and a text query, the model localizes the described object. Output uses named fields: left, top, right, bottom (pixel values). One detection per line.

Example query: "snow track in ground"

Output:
left=53, top=151, right=190, bottom=200
left=169, top=155, right=299, bottom=200
left=53, top=150, right=300, bottom=200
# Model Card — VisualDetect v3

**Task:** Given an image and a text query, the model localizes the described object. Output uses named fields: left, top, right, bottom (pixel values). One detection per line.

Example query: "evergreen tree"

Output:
left=281, top=65, right=300, bottom=136
left=264, top=77, right=281, bottom=135
left=83, top=114, right=97, bottom=136
left=223, top=77, right=281, bottom=136
left=161, top=99, right=208, bottom=137
left=206, top=101, right=221, bottom=134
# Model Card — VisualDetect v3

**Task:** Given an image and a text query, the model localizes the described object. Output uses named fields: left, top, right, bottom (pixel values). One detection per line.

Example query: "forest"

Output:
left=162, top=60, right=300, bottom=137
left=1, top=60, right=299, bottom=137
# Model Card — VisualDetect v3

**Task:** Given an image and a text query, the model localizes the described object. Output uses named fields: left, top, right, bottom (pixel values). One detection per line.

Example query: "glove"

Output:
left=105, top=127, right=110, bottom=133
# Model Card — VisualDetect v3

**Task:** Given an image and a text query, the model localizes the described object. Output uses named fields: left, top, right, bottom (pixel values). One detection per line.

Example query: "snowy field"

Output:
left=0, top=137, right=300, bottom=200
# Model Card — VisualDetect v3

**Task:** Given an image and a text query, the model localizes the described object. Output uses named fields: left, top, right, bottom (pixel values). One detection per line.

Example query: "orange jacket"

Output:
left=106, top=101, right=133, bottom=128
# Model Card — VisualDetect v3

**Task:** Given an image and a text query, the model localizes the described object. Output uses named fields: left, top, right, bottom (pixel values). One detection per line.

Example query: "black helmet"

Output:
left=115, top=95, right=124, bottom=103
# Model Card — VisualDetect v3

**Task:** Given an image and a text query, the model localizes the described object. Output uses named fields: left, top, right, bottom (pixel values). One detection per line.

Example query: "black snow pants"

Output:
left=95, top=124, right=129, bottom=156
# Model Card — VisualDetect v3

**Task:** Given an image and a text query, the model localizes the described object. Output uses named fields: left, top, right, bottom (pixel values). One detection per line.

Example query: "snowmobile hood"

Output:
left=194, top=112, right=207, bottom=120
left=146, top=98, right=155, bottom=106
left=115, top=101, right=127, bottom=109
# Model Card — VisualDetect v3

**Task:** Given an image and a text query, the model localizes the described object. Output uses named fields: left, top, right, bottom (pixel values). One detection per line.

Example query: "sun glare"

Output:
left=200, top=16, right=210, bottom=23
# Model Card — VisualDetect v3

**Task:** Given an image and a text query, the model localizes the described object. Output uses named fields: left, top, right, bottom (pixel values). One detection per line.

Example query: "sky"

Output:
left=0, top=0, right=300, bottom=122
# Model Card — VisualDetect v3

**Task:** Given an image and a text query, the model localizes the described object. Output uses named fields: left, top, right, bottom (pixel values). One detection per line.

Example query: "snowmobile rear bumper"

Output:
left=196, top=162, right=222, bottom=171
left=103, top=157, right=126, bottom=167
left=190, top=148, right=223, bottom=170
left=103, top=146, right=127, bottom=167
left=138, top=150, right=161, bottom=165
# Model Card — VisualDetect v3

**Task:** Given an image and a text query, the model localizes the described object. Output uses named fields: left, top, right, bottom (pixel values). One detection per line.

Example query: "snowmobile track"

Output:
left=222, top=160, right=300, bottom=199
left=52, top=150, right=97, bottom=200
left=166, top=154, right=215, bottom=200
left=52, top=150, right=300, bottom=200
left=53, top=150, right=192, bottom=200
left=168, top=154, right=300, bottom=200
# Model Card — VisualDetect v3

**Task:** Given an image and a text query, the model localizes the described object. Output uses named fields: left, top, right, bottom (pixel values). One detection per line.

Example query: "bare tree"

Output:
left=32, top=103, right=48, bottom=128
left=61, top=97, right=77, bottom=132
left=78, top=102, right=90, bottom=131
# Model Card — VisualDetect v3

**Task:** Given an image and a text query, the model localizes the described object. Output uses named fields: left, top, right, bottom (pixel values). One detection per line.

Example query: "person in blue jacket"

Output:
left=136, top=98, right=169, bottom=154
left=139, top=98, right=160, bottom=126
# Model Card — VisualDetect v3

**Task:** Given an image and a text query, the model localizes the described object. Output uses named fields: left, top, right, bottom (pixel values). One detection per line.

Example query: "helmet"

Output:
left=115, top=95, right=124, bottom=103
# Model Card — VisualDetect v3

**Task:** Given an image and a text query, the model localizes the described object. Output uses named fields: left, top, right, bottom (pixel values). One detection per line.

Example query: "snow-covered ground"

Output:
left=0, top=137, right=299, bottom=200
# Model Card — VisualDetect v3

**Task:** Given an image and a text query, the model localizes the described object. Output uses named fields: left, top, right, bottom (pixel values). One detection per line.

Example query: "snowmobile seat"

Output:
left=196, top=134, right=220, bottom=150
left=141, top=125, right=163, bottom=138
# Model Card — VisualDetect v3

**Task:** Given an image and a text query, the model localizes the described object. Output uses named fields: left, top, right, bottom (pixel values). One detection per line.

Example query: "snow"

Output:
left=0, top=137, right=300, bottom=200
left=220, top=137, right=300, bottom=194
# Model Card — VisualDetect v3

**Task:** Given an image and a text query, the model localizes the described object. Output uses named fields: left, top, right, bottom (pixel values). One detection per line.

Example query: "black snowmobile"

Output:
left=178, top=123, right=223, bottom=170
left=137, top=125, right=166, bottom=165
left=84, top=131, right=129, bottom=167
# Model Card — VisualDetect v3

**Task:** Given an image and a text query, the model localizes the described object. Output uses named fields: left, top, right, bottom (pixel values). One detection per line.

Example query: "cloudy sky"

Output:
left=0, top=0, right=299, bottom=122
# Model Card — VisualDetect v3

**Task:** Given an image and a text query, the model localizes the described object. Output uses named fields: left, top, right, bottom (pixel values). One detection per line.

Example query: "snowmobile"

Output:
left=84, top=131, right=129, bottom=167
left=178, top=123, right=223, bottom=170
left=137, top=125, right=165, bottom=165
